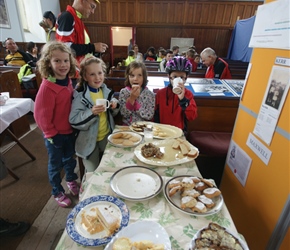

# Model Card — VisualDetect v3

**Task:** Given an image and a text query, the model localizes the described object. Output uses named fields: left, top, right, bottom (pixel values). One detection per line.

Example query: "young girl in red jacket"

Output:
left=154, top=56, right=198, bottom=135
left=34, top=41, right=79, bottom=208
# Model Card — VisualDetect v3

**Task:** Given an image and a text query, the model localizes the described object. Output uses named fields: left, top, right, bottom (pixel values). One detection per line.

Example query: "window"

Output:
left=17, top=0, right=29, bottom=32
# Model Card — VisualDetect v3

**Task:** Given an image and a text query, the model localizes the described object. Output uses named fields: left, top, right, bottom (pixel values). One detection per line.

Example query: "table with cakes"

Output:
left=56, top=122, right=248, bottom=250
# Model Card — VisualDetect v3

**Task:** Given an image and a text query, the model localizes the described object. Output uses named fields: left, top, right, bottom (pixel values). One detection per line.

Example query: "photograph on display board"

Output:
left=265, top=78, right=287, bottom=110
left=264, top=66, right=289, bottom=111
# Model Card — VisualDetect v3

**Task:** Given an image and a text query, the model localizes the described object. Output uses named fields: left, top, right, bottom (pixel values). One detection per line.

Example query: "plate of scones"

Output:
left=108, top=131, right=142, bottom=148
left=164, top=175, right=223, bottom=216
left=134, top=138, right=199, bottom=166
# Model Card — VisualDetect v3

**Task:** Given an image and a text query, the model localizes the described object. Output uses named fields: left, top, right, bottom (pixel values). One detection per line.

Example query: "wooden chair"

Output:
left=145, top=65, right=159, bottom=71
left=0, top=70, right=23, bottom=97
left=0, top=66, right=39, bottom=100
left=0, top=65, right=21, bottom=74
left=110, top=69, right=126, bottom=77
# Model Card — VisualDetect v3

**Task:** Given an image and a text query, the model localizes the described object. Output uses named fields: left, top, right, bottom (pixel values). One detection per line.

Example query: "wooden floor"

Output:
left=3, top=114, right=82, bottom=250
left=16, top=169, right=81, bottom=250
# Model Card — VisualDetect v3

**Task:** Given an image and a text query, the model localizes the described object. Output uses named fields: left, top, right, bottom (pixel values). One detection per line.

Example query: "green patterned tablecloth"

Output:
left=56, top=127, right=238, bottom=250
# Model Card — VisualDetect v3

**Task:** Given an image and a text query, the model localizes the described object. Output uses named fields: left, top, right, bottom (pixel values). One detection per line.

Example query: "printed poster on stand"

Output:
left=253, top=65, right=290, bottom=145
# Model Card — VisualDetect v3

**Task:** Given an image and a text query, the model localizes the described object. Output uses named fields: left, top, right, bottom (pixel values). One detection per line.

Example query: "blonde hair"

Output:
left=77, top=56, right=107, bottom=89
left=37, top=41, right=76, bottom=78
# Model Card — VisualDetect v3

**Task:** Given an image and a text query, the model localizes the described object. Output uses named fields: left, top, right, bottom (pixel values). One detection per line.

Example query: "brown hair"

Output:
left=124, top=61, right=148, bottom=88
left=37, top=41, right=76, bottom=78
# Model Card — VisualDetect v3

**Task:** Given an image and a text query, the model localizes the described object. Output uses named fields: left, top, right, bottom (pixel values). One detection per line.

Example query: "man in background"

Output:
left=55, top=0, right=108, bottom=64
left=3, top=38, right=33, bottom=67
left=200, top=47, right=232, bottom=79
left=39, top=11, right=56, bottom=42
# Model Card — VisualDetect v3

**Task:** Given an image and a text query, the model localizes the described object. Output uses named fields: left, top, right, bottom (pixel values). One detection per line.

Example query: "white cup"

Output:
left=172, top=77, right=182, bottom=95
left=1, top=92, right=10, bottom=99
left=0, top=94, right=8, bottom=106
left=96, top=99, right=110, bottom=110
left=143, top=126, right=153, bottom=142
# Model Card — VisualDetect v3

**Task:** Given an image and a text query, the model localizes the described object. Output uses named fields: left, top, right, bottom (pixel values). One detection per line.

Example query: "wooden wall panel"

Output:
left=111, top=1, right=136, bottom=24
left=86, top=25, right=111, bottom=46
left=55, top=0, right=261, bottom=66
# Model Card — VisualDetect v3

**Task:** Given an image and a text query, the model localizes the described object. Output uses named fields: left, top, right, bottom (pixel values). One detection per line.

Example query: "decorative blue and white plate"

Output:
left=66, top=195, right=130, bottom=246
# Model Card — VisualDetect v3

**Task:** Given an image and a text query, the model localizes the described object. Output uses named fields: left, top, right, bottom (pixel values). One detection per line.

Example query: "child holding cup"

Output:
left=154, top=56, right=198, bottom=134
left=69, top=56, right=119, bottom=172
left=119, top=61, right=155, bottom=125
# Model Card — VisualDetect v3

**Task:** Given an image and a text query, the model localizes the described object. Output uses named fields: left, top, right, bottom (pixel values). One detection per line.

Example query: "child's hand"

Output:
left=130, top=85, right=140, bottom=99
left=177, top=83, right=185, bottom=99
left=110, top=100, right=117, bottom=109
left=92, top=105, right=106, bottom=115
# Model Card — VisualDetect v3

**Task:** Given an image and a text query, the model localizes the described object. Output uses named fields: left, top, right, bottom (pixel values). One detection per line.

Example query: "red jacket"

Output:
left=55, top=5, right=95, bottom=63
left=34, top=78, right=74, bottom=138
left=205, top=57, right=232, bottom=79
left=154, top=86, right=197, bottom=131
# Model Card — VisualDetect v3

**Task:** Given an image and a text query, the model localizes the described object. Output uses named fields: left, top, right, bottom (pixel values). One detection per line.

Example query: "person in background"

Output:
left=69, top=56, right=119, bottom=172
left=180, top=51, right=187, bottom=57
left=143, top=47, right=157, bottom=61
left=55, top=0, right=108, bottom=64
left=159, top=49, right=173, bottom=72
left=172, top=45, right=180, bottom=56
left=34, top=41, right=79, bottom=208
left=26, top=41, right=39, bottom=67
left=156, top=48, right=166, bottom=62
left=194, top=54, right=202, bottom=69
left=3, top=38, right=33, bottom=66
left=39, top=11, right=56, bottom=42
left=124, top=50, right=135, bottom=66
left=128, top=38, right=133, bottom=53
left=154, top=56, right=198, bottom=134
left=200, top=47, right=232, bottom=79
left=186, top=49, right=197, bottom=72
left=119, top=61, right=155, bottom=125
left=189, top=45, right=196, bottom=51
left=133, top=44, right=143, bottom=62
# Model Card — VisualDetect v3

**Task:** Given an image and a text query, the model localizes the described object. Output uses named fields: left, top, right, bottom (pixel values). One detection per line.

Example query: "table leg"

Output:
left=5, top=129, right=36, bottom=160
left=7, top=167, right=20, bottom=180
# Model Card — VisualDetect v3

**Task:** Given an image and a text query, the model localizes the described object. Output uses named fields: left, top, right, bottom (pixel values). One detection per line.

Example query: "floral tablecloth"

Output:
left=56, top=127, right=240, bottom=250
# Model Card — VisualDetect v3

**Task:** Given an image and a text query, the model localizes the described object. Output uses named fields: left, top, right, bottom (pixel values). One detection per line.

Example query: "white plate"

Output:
left=105, top=221, right=171, bottom=250
left=164, top=175, right=223, bottom=216
left=66, top=195, right=130, bottom=246
left=108, top=131, right=142, bottom=148
left=134, top=139, right=199, bottom=166
left=110, top=166, right=163, bottom=201
left=129, top=121, right=183, bottom=139
left=189, top=224, right=249, bottom=250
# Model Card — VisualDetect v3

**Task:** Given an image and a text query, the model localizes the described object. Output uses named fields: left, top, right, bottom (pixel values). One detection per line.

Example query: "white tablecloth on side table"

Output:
left=0, top=98, right=34, bottom=133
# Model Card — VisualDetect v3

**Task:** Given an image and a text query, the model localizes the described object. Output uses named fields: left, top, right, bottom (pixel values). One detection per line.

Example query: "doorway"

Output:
left=110, top=26, right=135, bottom=66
